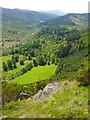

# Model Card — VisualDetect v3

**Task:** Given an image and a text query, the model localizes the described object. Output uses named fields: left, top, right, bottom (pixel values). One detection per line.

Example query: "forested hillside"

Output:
left=43, top=13, right=88, bottom=26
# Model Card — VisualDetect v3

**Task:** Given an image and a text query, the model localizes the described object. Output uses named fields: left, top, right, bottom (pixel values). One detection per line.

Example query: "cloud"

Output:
left=0, top=0, right=89, bottom=13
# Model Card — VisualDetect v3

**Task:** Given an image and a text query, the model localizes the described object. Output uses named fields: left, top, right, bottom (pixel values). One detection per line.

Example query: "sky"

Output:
left=0, top=0, right=89, bottom=13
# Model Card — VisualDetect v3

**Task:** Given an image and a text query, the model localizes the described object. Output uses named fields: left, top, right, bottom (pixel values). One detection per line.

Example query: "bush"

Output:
left=3, top=62, right=8, bottom=71
left=77, top=68, right=90, bottom=86
left=12, top=59, right=17, bottom=69
left=25, top=62, right=33, bottom=71
left=20, top=59, right=24, bottom=65
left=7, top=60, right=13, bottom=70
left=37, top=56, right=46, bottom=66
left=54, top=61, right=58, bottom=65
left=28, top=54, right=32, bottom=60
left=47, top=61, right=50, bottom=65
left=33, top=59, right=38, bottom=67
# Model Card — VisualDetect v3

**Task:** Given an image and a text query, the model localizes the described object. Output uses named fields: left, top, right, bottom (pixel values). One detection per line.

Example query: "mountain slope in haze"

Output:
left=45, top=9, right=66, bottom=16
left=2, top=7, right=57, bottom=41
left=2, top=8, right=57, bottom=26
left=44, top=13, right=88, bottom=26
left=2, top=8, right=88, bottom=43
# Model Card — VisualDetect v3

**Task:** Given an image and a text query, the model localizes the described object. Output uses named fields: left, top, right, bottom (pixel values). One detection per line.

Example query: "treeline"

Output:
left=3, top=55, right=19, bottom=71
left=3, top=62, right=33, bottom=80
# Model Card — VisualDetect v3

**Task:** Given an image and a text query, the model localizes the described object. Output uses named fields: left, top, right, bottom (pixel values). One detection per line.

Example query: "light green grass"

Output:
left=11, top=64, right=57, bottom=84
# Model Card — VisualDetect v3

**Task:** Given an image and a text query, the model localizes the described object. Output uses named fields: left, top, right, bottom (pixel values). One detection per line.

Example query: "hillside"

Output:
left=2, top=80, right=88, bottom=118
left=41, top=9, right=66, bottom=16
left=1, top=7, right=89, bottom=119
left=2, top=8, right=88, bottom=45
left=52, top=49, right=88, bottom=81
left=44, top=13, right=88, bottom=27
left=2, top=8, right=56, bottom=26
left=2, top=8, right=57, bottom=42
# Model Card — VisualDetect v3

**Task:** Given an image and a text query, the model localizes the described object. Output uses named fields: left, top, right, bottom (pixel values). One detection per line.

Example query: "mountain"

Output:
left=44, top=13, right=88, bottom=26
left=2, top=7, right=57, bottom=26
left=1, top=7, right=57, bottom=41
left=1, top=7, right=88, bottom=42
left=45, top=9, right=66, bottom=16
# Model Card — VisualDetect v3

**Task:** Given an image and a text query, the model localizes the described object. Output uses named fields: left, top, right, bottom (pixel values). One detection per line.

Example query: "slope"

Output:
left=2, top=7, right=57, bottom=42
left=44, top=13, right=88, bottom=27
left=2, top=80, right=88, bottom=118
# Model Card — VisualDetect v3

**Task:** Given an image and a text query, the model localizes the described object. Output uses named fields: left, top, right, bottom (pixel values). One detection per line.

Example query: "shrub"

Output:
left=3, top=62, right=8, bottom=71
left=7, top=60, right=13, bottom=70
left=33, top=59, right=38, bottom=67
left=12, top=59, right=17, bottom=69
left=25, top=62, right=33, bottom=71
left=20, top=59, right=24, bottom=65
left=28, top=54, right=32, bottom=60
left=47, top=61, right=50, bottom=65
left=77, top=68, right=90, bottom=86
left=37, top=56, right=46, bottom=66
left=54, top=61, right=58, bottom=65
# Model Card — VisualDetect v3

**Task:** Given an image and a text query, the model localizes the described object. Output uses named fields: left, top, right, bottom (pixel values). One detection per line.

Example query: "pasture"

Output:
left=11, top=64, right=57, bottom=84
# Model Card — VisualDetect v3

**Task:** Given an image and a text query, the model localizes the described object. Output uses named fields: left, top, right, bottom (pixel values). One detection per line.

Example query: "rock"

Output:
left=1, top=116, right=8, bottom=119
left=34, top=90, right=45, bottom=101
left=43, top=82, right=59, bottom=95
left=19, top=116, right=27, bottom=118
left=19, top=92, right=31, bottom=100
left=34, top=82, right=59, bottom=101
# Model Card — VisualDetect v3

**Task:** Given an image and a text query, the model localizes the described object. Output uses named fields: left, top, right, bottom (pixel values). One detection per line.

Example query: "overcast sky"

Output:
left=0, top=0, right=89, bottom=13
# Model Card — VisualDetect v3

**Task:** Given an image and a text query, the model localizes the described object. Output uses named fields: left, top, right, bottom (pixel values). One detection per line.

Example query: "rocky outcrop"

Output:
left=34, top=82, right=59, bottom=101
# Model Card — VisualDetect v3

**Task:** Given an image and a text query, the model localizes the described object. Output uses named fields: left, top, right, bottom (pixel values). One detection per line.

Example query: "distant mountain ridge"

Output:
left=44, top=9, right=66, bottom=16
left=2, top=7, right=88, bottom=27
left=1, top=8, right=88, bottom=41
left=43, top=13, right=88, bottom=26
left=2, top=7, right=57, bottom=26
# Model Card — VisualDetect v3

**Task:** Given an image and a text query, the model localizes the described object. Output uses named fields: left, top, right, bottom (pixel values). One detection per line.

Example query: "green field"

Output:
left=11, top=64, right=57, bottom=84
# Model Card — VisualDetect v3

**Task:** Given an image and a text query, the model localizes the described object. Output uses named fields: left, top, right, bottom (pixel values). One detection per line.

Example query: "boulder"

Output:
left=34, top=90, right=45, bottom=101
left=43, top=82, right=59, bottom=95
left=19, top=92, right=31, bottom=100
left=34, top=82, right=59, bottom=101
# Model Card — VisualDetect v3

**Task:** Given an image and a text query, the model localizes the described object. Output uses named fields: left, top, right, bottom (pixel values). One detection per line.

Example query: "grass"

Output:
left=2, top=80, right=88, bottom=118
left=10, top=64, right=57, bottom=84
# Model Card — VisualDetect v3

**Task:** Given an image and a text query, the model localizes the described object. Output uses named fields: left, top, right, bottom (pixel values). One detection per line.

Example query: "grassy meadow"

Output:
left=10, top=64, right=57, bottom=84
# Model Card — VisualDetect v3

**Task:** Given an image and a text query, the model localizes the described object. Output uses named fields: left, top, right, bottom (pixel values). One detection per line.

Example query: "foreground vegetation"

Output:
left=2, top=80, right=88, bottom=118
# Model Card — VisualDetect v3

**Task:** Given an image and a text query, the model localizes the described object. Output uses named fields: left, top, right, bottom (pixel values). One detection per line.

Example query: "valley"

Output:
left=1, top=7, right=89, bottom=119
